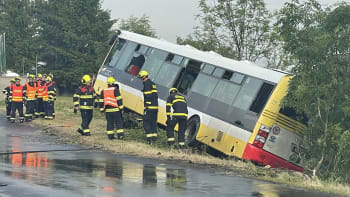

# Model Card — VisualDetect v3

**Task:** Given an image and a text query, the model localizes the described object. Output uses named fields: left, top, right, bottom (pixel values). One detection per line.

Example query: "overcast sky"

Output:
left=102, top=0, right=343, bottom=43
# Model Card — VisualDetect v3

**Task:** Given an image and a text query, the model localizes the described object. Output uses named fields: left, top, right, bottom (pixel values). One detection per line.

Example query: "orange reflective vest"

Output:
left=37, top=80, right=44, bottom=98
left=42, top=84, right=48, bottom=101
left=26, top=83, right=37, bottom=100
left=12, top=85, right=24, bottom=102
left=103, top=87, right=118, bottom=108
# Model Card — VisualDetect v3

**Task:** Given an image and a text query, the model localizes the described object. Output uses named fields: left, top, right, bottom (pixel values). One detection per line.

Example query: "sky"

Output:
left=102, top=0, right=343, bottom=43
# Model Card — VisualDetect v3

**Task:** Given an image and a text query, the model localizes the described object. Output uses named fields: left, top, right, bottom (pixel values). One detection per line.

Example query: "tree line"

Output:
left=0, top=0, right=349, bottom=184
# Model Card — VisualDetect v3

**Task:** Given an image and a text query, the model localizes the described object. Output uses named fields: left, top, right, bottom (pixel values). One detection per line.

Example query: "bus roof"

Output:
left=118, top=30, right=286, bottom=84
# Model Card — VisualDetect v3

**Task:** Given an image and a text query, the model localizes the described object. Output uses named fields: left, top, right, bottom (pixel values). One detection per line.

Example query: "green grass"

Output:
left=1, top=96, right=350, bottom=196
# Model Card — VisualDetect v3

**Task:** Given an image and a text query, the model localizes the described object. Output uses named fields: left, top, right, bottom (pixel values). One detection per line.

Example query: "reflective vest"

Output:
left=37, top=80, right=44, bottom=98
left=26, top=83, right=37, bottom=100
left=103, top=87, right=118, bottom=108
left=12, top=85, right=24, bottom=102
left=42, top=84, right=48, bottom=101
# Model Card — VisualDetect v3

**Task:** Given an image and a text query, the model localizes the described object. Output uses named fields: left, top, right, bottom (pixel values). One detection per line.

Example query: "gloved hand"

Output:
left=74, top=108, right=77, bottom=114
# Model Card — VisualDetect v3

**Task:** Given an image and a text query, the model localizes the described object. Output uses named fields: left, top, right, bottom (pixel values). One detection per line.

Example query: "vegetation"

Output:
left=277, top=0, right=350, bottom=183
left=118, top=15, right=158, bottom=38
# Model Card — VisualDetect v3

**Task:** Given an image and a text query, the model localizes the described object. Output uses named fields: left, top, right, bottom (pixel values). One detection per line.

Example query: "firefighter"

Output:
left=99, top=76, right=125, bottom=140
left=2, top=78, right=15, bottom=121
left=137, top=70, right=158, bottom=144
left=166, top=88, right=188, bottom=149
left=9, top=77, right=25, bottom=123
left=48, top=73, right=56, bottom=118
left=35, top=73, right=45, bottom=118
left=45, top=76, right=56, bottom=120
left=24, top=74, right=37, bottom=121
left=73, top=74, right=96, bottom=136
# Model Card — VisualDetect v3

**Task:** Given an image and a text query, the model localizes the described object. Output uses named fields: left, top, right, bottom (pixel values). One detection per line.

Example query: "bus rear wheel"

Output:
left=185, top=117, right=200, bottom=147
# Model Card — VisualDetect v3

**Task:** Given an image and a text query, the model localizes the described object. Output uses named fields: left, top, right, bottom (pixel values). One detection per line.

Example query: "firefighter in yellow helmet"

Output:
left=99, top=76, right=124, bottom=140
left=24, top=74, right=37, bottom=121
left=48, top=73, right=57, bottom=118
left=35, top=73, right=45, bottom=118
left=9, top=77, right=25, bottom=123
left=166, top=88, right=188, bottom=149
left=73, top=74, right=96, bottom=136
left=45, top=76, right=56, bottom=119
left=137, top=70, right=158, bottom=144
left=2, top=78, right=15, bottom=121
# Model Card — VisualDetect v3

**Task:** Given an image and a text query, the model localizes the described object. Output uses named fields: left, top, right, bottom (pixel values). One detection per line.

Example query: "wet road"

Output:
left=0, top=115, right=336, bottom=197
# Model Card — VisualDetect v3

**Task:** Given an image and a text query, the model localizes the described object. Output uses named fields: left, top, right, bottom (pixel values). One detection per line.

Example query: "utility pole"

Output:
left=35, top=54, right=38, bottom=76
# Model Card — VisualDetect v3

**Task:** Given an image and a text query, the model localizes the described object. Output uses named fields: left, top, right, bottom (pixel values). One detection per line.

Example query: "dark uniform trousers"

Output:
left=11, top=102, right=24, bottom=121
left=81, top=109, right=93, bottom=134
left=25, top=100, right=36, bottom=120
left=36, top=98, right=44, bottom=117
left=166, top=117, right=187, bottom=145
left=46, top=101, right=54, bottom=119
left=6, top=100, right=11, bottom=119
left=143, top=110, right=158, bottom=141
left=106, top=111, right=124, bottom=138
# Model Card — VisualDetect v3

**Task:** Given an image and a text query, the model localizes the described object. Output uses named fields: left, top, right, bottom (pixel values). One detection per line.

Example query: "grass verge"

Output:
left=1, top=96, right=349, bottom=196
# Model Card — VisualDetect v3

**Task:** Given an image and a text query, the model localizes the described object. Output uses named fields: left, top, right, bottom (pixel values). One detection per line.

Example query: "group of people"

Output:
left=2, top=74, right=57, bottom=123
left=74, top=70, right=188, bottom=149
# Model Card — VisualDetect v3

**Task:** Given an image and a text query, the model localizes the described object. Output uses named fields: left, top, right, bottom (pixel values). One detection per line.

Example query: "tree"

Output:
left=178, top=0, right=279, bottom=68
left=118, top=15, right=157, bottom=38
left=277, top=0, right=350, bottom=182
left=0, top=0, right=37, bottom=74
left=34, top=0, right=115, bottom=92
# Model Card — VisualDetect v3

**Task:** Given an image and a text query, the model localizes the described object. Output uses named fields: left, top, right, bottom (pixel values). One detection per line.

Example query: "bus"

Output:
left=94, top=30, right=305, bottom=172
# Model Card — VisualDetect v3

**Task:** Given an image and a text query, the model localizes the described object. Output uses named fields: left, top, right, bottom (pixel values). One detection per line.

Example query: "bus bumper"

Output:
left=242, top=144, right=304, bottom=172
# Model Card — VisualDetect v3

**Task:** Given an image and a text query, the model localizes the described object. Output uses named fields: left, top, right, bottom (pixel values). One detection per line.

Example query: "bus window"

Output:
left=173, top=59, right=202, bottom=95
left=125, top=44, right=148, bottom=76
left=202, top=64, right=215, bottom=74
left=232, top=77, right=263, bottom=111
left=212, top=67, right=225, bottom=78
left=190, top=73, right=219, bottom=97
left=231, top=72, right=245, bottom=84
left=115, top=41, right=138, bottom=71
left=141, top=49, right=168, bottom=80
left=154, top=62, right=181, bottom=88
left=106, top=39, right=126, bottom=67
left=211, top=80, right=240, bottom=105
left=222, top=70, right=233, bottom=80
left=249, top=82, right=274, bottom=114
left=166, top=54, right=183, bottom=65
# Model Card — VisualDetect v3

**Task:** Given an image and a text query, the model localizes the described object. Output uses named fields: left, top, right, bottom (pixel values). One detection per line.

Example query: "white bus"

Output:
left=94, top=31, right=305, bottom=172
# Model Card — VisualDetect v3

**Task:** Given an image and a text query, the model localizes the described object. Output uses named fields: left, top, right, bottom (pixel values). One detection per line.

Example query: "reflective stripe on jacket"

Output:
left=26, top=83, right=37, bottom=100
left=11, top=85, right=24, bottom=102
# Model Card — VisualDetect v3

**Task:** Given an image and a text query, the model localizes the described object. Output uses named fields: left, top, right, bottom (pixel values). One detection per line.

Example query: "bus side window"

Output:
left=115, top=41, right=138, bottom=71
left=105, top=39, right=126, bottom=67
left=232, top=77, right=263, bottom=111
left=154, top=62, right=182, bottom=88
left=141, top=49, right=168, bottom=80
left=173, top=59, right=202, bottom=95
left=249, top=83, right=274, bottom=114
left=125, top=44, right=149, bottom=76
left=190, top=73, right=219, bottom=97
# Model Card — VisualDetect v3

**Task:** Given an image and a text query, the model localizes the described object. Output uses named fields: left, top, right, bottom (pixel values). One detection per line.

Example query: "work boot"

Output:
left=147, top=139, right=152, bottom=145
left=168, top=141, right=175, bottom=147
left=19, top=118, right=24, bottom=123
left=117, top=133, right=124, bottom=140
left=77, top=128, right=83, bottom=135
left=6, top=117, right=10, bottom=121
left=10, top=119, right=15, bottom=123
left=151, top=136, right=157, bottom=142
left=84, top=132, right=91, bottom=136
left=108, top=134, right=116, bottom=140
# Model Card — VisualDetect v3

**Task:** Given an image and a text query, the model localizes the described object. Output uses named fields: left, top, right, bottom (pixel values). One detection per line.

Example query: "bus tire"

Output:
left=185, top=116, right=200, bottom=147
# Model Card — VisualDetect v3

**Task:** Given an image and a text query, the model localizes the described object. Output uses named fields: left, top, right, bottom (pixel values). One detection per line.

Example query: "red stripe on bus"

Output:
left=242, top=144, right=304, bottom=172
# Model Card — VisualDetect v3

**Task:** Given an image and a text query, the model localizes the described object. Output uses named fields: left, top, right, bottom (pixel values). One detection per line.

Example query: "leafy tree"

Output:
left=119, top=15, right=157, bottom=38
left=277, top=0, right=350, bottom=182
left=33, top=0, right=115, bottom=92
left=178, top=0, right=281, bottom=68
left=0, top=0, right=37, bottom=74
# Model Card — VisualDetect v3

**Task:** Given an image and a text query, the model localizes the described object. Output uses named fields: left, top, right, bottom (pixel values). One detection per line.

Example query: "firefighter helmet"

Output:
left=107, top=76, right=116, bottom=85
left=49, top=73, right=54, bottom=79
left=169, top=88, right=178, bottom=94
left=37, top=73, right=42, bottom=78
left=28, top=74, right=35, bottom=79
left=46, top=76, right=52, bottom=82
left=81, top=74, right=91, bottom=84
left=10, top=78, right=15, bottom=83
left=15, top=77, right=20, bottom=81
left=137, top=70, right=148, bottom=78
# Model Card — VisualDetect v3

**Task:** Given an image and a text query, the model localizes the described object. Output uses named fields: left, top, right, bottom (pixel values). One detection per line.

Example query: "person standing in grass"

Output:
left=99, top=76, right=124, bottom=140
left=137, top=70, right=159, bottom=144
left=2, top=78, right=15, bottom=121
left=73, top=74, right=96, bottom=136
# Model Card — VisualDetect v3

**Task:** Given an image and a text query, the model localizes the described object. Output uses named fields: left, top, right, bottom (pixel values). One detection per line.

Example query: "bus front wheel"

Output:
left=185, top=117, right=200, bottom=147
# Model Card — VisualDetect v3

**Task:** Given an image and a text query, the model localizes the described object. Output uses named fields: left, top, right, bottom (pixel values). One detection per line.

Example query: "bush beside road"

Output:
left=0, top=96, right=349, bottom=196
